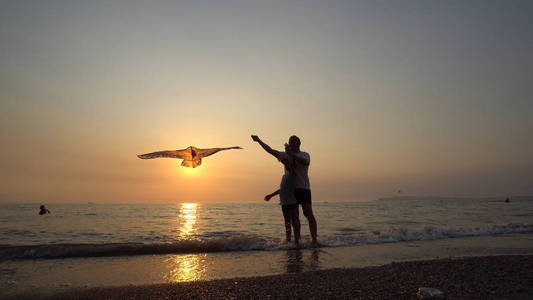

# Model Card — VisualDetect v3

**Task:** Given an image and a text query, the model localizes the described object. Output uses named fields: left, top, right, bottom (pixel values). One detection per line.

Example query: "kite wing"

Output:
left=197, top=146, right=242, bottom=158
left=138, top=146, right=241, bottom=168
left=137, top=149, right=188, bottom=159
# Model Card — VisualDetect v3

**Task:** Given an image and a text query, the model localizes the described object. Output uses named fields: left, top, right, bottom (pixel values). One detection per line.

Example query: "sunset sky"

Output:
left=1, top=1, right=532, bottom=203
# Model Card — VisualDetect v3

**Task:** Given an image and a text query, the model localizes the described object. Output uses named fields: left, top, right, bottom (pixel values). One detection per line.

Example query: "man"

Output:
left=251, top=134, right=318, bottom=244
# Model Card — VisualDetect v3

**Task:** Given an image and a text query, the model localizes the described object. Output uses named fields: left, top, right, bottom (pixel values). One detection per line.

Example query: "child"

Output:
left=264, top=144, right=300, bottom=247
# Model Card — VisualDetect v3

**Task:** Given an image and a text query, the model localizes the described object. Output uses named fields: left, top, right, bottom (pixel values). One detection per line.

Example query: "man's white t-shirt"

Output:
left=278, top=151, right=310, bottom=190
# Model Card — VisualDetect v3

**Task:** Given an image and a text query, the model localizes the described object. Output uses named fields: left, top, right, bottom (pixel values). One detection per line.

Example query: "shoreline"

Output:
left=2, top=233, right=533, bottom=298
left=31, top=254, right=533, bottom=299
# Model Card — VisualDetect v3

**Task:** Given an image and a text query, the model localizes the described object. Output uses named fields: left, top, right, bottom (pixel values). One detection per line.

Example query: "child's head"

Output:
left=284, top=143, right=291, bottom=153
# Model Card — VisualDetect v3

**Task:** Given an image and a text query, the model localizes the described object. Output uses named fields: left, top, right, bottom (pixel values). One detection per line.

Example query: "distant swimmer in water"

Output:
left=39, top=205, right=50, bottom=215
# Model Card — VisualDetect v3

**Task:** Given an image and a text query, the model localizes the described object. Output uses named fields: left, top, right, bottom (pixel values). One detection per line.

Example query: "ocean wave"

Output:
left=1, top=223, right=532, bottom=260
left=0, top=235, right=277, bottom=260
left=322, top=223, right=533, bottom=246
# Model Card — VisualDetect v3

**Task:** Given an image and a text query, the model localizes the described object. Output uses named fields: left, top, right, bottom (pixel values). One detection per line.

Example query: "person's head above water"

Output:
left=39, top=205, right=50, bottom=215
left=288, top=135, right=301, bottom=152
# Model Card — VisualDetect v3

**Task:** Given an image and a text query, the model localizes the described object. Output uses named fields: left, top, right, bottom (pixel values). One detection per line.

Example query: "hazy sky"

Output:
left=1, top=0, right=532, bottom=203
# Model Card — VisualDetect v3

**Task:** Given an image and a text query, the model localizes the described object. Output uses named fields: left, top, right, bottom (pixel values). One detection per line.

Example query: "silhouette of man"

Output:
left=252, top=135, right=318, bottom=244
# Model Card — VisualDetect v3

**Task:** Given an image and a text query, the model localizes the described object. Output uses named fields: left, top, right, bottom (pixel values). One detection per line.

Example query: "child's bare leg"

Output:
left=290, top=207, right=300, bottom=247
left=282, top=209, right=292, bottom=242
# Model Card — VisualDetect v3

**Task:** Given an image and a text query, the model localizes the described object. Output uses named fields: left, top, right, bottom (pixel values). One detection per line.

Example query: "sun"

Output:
left=179, top=166, right=202, bottom=177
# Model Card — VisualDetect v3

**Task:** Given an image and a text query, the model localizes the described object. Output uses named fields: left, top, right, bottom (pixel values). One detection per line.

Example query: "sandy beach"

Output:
left=13, top=254, right=529, bottom=299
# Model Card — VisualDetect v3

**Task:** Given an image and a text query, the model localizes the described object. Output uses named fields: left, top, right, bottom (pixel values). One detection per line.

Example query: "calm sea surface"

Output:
left=1, top=197, right=532, bottom=259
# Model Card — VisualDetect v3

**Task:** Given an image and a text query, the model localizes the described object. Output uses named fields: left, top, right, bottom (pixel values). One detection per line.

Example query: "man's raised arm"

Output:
left=251, top=135, right=280, bottom=159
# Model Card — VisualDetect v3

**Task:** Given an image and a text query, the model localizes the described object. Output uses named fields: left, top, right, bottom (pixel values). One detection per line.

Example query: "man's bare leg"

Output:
left=301, top=203, right=317, bottom=243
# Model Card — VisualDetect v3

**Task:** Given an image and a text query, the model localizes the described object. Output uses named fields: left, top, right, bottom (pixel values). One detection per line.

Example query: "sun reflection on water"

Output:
left=165, top=203, right=205, bottom=282
left=178, top=203, right=198, bottom=238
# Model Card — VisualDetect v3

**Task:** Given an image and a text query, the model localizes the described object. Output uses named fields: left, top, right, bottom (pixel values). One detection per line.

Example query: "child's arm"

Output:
left=264, top=189, right=280, bottom=201
left=282, top=144, right=296, bottom=173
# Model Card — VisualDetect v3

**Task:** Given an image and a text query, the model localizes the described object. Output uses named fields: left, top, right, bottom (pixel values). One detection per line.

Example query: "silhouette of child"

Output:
left=264, top=145, right=300, bottom=247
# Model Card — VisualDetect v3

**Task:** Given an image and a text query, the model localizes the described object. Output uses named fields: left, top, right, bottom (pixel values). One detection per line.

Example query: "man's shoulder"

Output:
left=296, top=151, right=310, bottom=158
left=295, top=151, right=310, bottom=164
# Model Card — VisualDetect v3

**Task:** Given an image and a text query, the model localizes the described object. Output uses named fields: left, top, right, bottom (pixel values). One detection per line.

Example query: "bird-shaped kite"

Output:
left=137, top=146, right=242, bottom=168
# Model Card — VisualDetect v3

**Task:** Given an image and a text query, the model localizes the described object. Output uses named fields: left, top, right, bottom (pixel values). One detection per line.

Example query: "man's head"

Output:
left=288, top=135, right=301, bottom=152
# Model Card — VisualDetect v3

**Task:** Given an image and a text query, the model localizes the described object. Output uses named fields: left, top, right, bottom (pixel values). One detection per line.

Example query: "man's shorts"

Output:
left=295, top=189, right=312, bottom=205
left=281, top=203, right=298, bottom=212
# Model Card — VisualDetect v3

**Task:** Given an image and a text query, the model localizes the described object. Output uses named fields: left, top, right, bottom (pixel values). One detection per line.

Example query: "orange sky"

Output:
left=1, top=1, right=532, bottom=203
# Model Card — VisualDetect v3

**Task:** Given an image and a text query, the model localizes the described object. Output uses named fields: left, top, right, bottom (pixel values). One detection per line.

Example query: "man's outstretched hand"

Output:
left=251, top=135, right=278, bottom=158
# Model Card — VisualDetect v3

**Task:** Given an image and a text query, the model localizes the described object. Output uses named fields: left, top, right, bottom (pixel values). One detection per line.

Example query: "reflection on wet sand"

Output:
left=285, top=249, right=303, bottom=273
left=309, top=248, right=321, bottom=271
left=284, top=248, right=322, bottom=273
left=166, top=254, right=207, bottom=282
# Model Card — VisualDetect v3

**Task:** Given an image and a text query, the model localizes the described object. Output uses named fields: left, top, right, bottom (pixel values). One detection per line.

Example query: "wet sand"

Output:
left=25, top=255, right=533, bottom=299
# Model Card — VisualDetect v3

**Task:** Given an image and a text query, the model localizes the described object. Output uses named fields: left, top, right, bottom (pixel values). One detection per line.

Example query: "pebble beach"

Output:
left=27, top=255, right=532, bottom=300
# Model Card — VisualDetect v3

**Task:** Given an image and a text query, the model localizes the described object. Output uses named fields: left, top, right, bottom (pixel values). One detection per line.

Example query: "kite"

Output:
left=137, top=146, right=242, bottom=168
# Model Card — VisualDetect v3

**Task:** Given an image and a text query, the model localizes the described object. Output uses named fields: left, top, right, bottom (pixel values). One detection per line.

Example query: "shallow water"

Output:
left=1, top=196, right=532, bottom=259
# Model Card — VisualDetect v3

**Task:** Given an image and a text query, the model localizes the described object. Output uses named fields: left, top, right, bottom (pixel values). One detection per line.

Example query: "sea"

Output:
left=1, top=196, right=533, bottom=296
left=1, top=196, right=533, bottom=259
